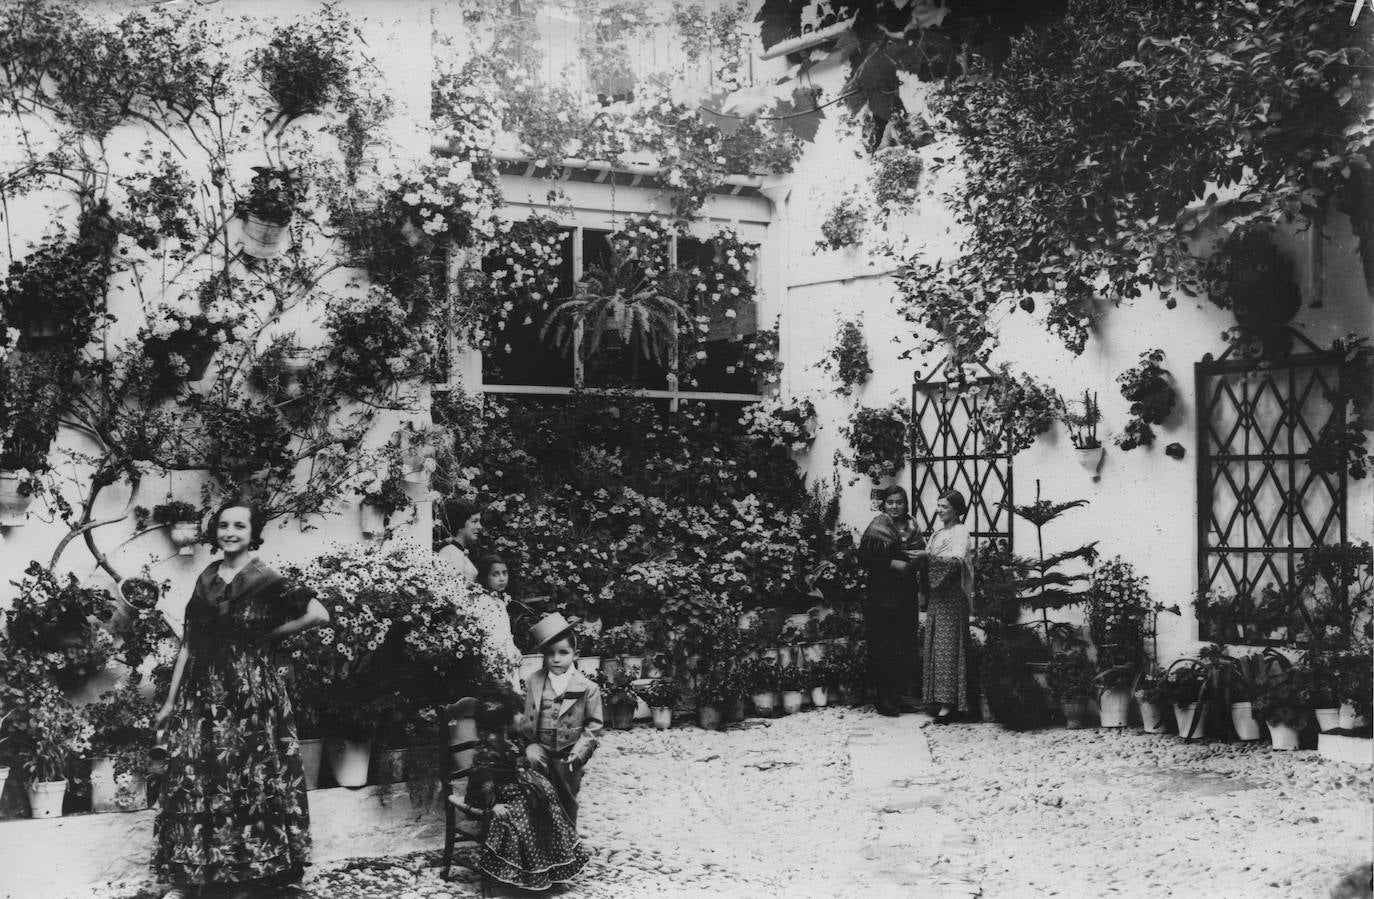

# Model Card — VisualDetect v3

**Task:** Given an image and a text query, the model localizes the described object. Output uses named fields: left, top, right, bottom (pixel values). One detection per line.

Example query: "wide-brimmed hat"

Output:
left=528, top=613, right=575, bottom=652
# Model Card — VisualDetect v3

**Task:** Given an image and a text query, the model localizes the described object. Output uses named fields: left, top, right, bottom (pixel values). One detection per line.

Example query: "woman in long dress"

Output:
left=151, top=499, right=329, bottom=899
left=436, top=497, right=483, bottom=583
left=858, top=485, right=925, bottom=716
left=912, top=489, right=974, bottom=723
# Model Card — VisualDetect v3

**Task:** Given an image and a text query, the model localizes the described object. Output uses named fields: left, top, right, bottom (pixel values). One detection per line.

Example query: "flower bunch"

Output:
left=739, top=394, right=816, bottom=452
left=1115, top=349, right=1175, bottom=451
left=841, top=403, right=914, bottom=483
left=84, top=679, right=157, bottom=782
left=816, top=195, right=867, bottom=251
left=2, top=562, right=116, bottom=683
left=139, top=295, right=246, bottom=390
left=1086, top=557, right=1150, bottom=670
left=114, top=152, right=198, bottom=252
left=387, top=156, right=501, bottom=245
left=871, top=146, right=922, bottom=209
left=6, top=680, right=93, bottom=784
left=977, top=366, right=1064, bottom=455
left=323, top=286, right=432, bottom=400
left=432, top=57, right=505, bottom=162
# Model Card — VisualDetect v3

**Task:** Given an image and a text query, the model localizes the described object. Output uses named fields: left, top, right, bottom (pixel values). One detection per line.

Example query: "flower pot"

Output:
left=810, top=686, right=829, bottom=708
left=696, top=704, right=723, bottom=731
left=609, top=700, right=636, bottom=730
left=1339, top=701, right=1368, bottom=730
left=826, top=686, right=843, bottom=705
left=183, top=348, right=215, bottom=382
left=299, top=738, right=324, bottom=790
left=326, top=738, right=372, bottom=787
left=980, top=694, right=995, bottom=722
left=519, top=653, right=544, bottom=684
left=90, top=757, right=148, bottom=812
left=1268, top=721, right=1301, bottom=751
left=1230, top=702, right=1261, bottom=741
left=1074, top=445, right=1105, bottom=478
left=1136, top=696, right=1168, bottom=733
left=781, top=690, right=804, bottom=715
left=652, top=707, right=672, bottom=730
left=621, top=655, right=644, bottom=678
left=168, top=521, right=200, bottom=555
left=1315, top=707, right=1342, bottom=733
left=575, top=656, right=601, bottom=676
left=360, top=502, right=387, bottom=539
left=751, top=692, right=777, bottom=716
left=1098, top=687, right=1131, bottom=728
left=1061, top=697, right=1090, bottom=729
left=240, top=212, right=291, bottom=259
left=632, top=680, right=653, bottom=720
left=1173, top=702, right=1208, bottom=740
left=26, top=780, right=66, bottom=819
left=0, top=472, right=36, bottom=526
left=370, top=747, right=407, bottom=785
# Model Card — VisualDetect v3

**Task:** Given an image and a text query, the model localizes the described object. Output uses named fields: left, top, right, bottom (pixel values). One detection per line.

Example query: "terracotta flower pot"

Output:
left=751, top=692, right=777, bottom=716
left=90, top=757, right=148, bottom=813
left=1074, top=445, right=1105, bottom=477
left=1136, top=695, right=1168, bottom=733
left=359, top=502, right=387, bottom=539
left=1173, top=702, right=1208, bottom=740
left=370, top=747, right=407, bottom=785
left=1268, top=721, right=1300, bottom=751
left=168, top=521, right=200, bottom=555
left=1340, top=701, right=1368, bottom=730
left=1062, top=697, right=1090, bottom=729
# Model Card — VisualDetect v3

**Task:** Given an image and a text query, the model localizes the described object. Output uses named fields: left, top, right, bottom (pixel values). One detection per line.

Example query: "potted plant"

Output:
left=238, top=166, right=301, bottom=258
left=140, top=301, right=246, bottom=392
left=1047, top=654, right=1094, bottom=729
left=639, top=680, right=680, bottom=730
left=1086, top=556, right=1151, bottom=727
left=1333, top=651, right=1373, bottom=730
left=1158, top=659, right=1209, bottom=740
left=151, top=501, right=201, bottom=554
left=604, top=671, right=639, bottom=731
left=0, top=352, right=63, bottom=525
left=83, top=681, right=156, bottom=812
left=1253, top=669, right=1313, bottom=751
left=819, top=318, right=872, bottom=396
left=805, top=659, right=834, bottom=709
left=1134, top=675, right=1170, bottom=734
left=1306, top=657, right=1342, bottom=734
left=7, top=686, right=92, bottom=818
left=1227, top=650, right=1291, bottom=741
left=840, top=403, right=914, bottom=484
left=356, top=468, right=411, bottom=540
left=740, top=658, right=780, bottom=716
left=778, top=665, right=806, bottom=715
left=1065, top=390, right=1104, bottom=477
left=1115, top=349, right=1177, bottom=451
left=692, top=666, right=736, bottom=731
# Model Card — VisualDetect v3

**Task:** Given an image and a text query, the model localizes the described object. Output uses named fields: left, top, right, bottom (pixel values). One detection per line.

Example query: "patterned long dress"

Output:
left=466, top=734, right=589, bottom=890
left=922, top=535, right=971, bottom=712
left=151, top=559, right=314, bottom=886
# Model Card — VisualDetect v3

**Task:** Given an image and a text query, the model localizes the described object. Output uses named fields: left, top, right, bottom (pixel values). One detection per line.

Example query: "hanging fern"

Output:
left=541, top=251, right=689, bottom=366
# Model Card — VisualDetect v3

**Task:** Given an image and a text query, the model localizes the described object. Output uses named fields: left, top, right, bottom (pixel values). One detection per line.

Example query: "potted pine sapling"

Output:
left=640, top=680, right=681, bottom=731
left=1253, top=668, right=1313, bottom=751
left=779, top=664, right=806, bottom=715
left=1048, top=654, right=1095, bottom=729
left=742, top=658, right=780, bottom=717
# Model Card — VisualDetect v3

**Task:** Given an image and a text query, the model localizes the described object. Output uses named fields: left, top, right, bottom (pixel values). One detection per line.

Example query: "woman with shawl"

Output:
left=858, top=485, right=925, bottom=716
left=910, top=489, right=975, bottom=723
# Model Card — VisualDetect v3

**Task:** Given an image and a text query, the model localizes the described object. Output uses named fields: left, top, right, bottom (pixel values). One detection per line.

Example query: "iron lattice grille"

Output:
left=1196, top=351, right=1349, bottom=644
left=911, top=380, right=1013, bottom=549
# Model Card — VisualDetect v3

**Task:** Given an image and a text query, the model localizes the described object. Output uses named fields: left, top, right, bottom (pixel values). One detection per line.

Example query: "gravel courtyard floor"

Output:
left=96, top=710, right=1372, bottom=899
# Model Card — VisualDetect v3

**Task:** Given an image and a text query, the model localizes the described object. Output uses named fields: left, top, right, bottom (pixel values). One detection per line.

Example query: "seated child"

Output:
left=521, top=613, right=603, bottom=826
left=475, top=554, right=510, bottom=597
left=463, top=688, right=589, bottom=891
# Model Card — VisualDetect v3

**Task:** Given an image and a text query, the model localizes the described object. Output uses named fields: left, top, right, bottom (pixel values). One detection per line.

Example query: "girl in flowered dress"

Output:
left=151, top=499, right=330, bottom=899
left=459, top=688, right=590, bottom=891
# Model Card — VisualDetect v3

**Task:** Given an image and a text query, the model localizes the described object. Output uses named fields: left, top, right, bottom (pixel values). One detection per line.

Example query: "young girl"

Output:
left=151, top=498, right=330, bottom=899
left=475, top=554, right=510, bottom=596
left=462, top=688, right=590, bottom=891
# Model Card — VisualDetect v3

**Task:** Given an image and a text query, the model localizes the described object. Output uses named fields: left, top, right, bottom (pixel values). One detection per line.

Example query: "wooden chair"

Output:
left=439, top=697, right=487, bottom=882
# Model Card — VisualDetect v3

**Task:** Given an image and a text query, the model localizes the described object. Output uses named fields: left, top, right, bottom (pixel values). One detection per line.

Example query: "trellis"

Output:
left=910, top=375, right=1014, bottom=550
left=1195, top=344, right=1349, bottom=644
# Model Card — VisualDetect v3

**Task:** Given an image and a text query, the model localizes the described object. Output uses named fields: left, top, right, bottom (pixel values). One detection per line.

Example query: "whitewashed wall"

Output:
left=775, top=74, right=1374, bottom=666
left=0, top=2, right=436, bottom=652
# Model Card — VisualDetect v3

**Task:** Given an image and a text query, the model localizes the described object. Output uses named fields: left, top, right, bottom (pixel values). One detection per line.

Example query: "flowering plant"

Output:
left=150, top=500, right=200, bottom=525
left=820, top=319, right=872, bottom=395
left=816, top=195, right=867, bottom=251
left=389, top=156, right=501, bottom=245
left=841, top=403, right=915, bottom=484
left=691, top=663, right=741, bottom=708
left=139, top=295, right=246, bottom=392
left=1086, top=557, right=1150, bottom=677
left=977, top=366, right=1064, bottom=455
left=5, top=681, right=92, bottom=784
left=1063, top=390, right=1102, bottom=450
left=871, top=146, right=922, bottom=209
left=241, top=166, right=302, bottom=224
left=323, top=286, right=433, bottom=401
left=739, top=395, right=816, bottom=453
left=1115, top=349, right=1175, bottom=451
left=84, top=679, right=157, bottom=787
left=2, top=562, right=115, bottom=684
left=638, top=678, right=680, bottom=709
left=892, top=260, right=999, bottom=370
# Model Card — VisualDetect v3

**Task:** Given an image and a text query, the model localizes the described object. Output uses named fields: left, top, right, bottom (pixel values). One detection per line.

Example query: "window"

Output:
left=1195, top=347, right=1350, bottom=644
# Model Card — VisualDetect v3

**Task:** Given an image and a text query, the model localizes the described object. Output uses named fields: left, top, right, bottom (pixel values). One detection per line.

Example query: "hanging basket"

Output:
left=0, top=472, right=36, bottom=526
left=239, top=212, right=291, bottom=259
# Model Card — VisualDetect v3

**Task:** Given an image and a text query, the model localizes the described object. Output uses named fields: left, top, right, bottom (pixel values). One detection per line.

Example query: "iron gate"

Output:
left=1195, top=349, right=1349, bottom=644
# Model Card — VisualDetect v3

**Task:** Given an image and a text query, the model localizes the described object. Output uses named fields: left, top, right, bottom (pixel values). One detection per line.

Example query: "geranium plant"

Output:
left=841, top=403, right=914, bottom=484
left=139, top=301, right=247, bottom=394
left=978, top=367, right=1064, bottom=455
left=816, top=195, right=867, bottom=251
left=150, top=501, right=200, bottom=526
left=84, top=679, right=157, bottom=790
left=820, top=319, right=872, bottom=396
left=739, top=395, right=817, bottom=453
left=6, top=682, right=92, bottom=785
left=1116, top=349, right=1176, bottom=451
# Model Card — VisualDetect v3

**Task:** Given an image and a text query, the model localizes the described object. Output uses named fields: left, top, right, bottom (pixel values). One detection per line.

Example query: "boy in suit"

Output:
left=522, top=613, right=603, bottom=826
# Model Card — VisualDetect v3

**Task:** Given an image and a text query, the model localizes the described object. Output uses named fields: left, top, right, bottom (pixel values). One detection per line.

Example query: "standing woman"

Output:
left=436, top=497, right=483, bottom=584
left=858, top=485, right=925, bottom=716
left=151, top=499, right=329, bottom=899
left=912, top=489, right=975, bottom=723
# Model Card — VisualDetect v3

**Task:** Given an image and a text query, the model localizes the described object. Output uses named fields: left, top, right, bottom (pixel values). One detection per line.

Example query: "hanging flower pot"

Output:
left=26, top=779, right=67, bottom=818
left=1074, top=445, right=1105, bottom=477
left=652, top=707, right=672, bottom=730
left=325, top=738, right=372, bottom=787
left=1230, top=702, right=1261, bottom=741
left=168, top=521, right=200, bottom=555
left=1097, top=687, right=1131, bottom=728
left=359, top=501, right=387, bottom=539
left=239, top=212, right=291, bottom=259
left=299, top=738, right=324, bottom=790
left=0, top=472, right=36, bottom=526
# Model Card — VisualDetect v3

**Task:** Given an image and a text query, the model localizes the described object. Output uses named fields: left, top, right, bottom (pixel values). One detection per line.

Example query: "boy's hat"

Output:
left=529, top=613, right=575, bottom=652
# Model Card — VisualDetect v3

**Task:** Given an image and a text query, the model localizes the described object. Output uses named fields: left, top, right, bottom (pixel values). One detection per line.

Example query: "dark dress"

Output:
left=151, top=559, right=314, bottom=886
left=466, top=734, right=590, bottom=890
left=859, top=514, right=925, bottom=711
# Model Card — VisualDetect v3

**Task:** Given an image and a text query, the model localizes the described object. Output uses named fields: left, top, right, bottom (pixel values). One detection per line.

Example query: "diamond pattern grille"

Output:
left=1196, top=353, right=1348, bottom=644
left=911, top=381, right=1012, bottom=550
